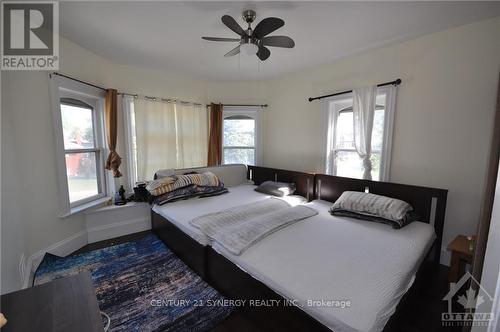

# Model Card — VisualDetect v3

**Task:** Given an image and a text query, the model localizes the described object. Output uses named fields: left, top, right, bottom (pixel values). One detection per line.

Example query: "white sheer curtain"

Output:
left=126, top=97, right=208, bottom=182
left=324, top=100, right=337, bottom=176
left=134, top=98, right=178, bottom=181
left=174, top=102, right=208, bottom=169
left=353, top=85, right=377, bottom=180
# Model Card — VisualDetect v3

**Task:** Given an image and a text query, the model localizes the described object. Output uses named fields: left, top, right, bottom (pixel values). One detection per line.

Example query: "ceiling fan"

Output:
left=202, top=10, right=295, bottom=61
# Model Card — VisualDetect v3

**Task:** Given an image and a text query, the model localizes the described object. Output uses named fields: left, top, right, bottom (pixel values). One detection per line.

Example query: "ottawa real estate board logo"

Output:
left=1, top=1, right=59, bottom=70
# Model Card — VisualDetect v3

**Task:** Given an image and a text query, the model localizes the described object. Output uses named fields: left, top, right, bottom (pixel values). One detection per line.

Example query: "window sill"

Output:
left=60, top=197, right=111, bottom=218
left=85, top=201, right=149, bottom=215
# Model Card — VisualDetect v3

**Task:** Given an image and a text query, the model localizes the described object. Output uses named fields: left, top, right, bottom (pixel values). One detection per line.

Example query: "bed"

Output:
left=151, top=165, right=447, bottom=331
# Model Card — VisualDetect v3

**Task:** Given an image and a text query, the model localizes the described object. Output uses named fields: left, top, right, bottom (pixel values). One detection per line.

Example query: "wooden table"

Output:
left=0, top=271, right=103, bottom=332
left=447, top=235, right=475, bottom=283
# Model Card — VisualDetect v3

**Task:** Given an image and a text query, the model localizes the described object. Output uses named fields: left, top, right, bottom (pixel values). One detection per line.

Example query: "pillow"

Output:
left=153, top=184, right=228, bottom=206
left=330, top=191, right=414, bottom=228
left=255, top=181, right=296, bottom=197
left=147, top=172, right=221, bottom=196
left=155, top=168, right=175, bottom=179
left=331, top=209, right=419, bottom=229
left=153, top=184, right=199, bottom=205
left=146, top=175, right=177, bottom=192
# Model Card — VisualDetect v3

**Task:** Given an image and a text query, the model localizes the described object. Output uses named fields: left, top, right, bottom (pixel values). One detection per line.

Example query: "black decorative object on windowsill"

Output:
left=130, top=182, right=150, bottom=202
left=114, top=185, right=127, bottom=205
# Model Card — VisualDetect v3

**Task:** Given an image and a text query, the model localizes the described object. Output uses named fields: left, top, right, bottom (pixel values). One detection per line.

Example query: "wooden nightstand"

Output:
left=447, top=235, right=475, bottom=283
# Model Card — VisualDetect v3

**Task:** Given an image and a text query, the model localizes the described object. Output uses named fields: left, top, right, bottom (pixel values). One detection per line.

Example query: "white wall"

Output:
left=1, top=75, right=27, bottom=294
left=262, top=17, right=500, bottom=264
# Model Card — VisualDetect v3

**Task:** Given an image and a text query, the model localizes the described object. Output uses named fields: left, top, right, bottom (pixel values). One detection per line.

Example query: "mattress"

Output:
left=211, top=199, right=436, bottom=332
left=152, top=184, right=307, bottom=245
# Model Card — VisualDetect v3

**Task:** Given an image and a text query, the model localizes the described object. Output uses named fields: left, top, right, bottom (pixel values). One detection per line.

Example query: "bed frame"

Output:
left=152, top=165, right=448, bottom=332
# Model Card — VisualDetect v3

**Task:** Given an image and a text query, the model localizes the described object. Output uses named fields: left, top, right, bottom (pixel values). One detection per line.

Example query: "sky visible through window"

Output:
left=223, top=118, right=255, bottom=165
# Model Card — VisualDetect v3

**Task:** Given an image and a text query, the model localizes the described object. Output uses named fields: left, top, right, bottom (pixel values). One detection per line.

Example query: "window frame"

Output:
left=50, top=75, right=110, bottom=216
left=322, top=85, right=396, bottom=181
left=222, top=106, right=262, bottom=166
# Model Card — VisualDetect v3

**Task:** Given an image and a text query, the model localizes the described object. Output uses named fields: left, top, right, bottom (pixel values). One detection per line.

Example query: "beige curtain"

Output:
left=133, top=99, right=208, bottom=181
left=174, top=102, right=208, bottom=169
left=207, top=103, right=223, bottom=166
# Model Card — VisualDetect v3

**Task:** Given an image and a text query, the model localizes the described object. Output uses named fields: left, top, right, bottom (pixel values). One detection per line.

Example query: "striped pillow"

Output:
left=147, top=172, right=221, bottom=196
left=330, top=191, right=413, bottom=228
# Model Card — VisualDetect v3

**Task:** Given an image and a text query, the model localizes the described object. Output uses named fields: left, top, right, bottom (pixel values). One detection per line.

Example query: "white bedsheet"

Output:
left=212, top=199, right=436, bottom=332
left=152, top=184, right=307, bottom=245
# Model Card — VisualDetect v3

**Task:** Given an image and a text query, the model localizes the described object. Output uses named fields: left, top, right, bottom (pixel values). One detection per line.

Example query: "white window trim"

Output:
left=322, top=86, right=397, bottom=181
left=222, top=106, right=262, bottom=166
left=49, top=75, right=112, bottom=217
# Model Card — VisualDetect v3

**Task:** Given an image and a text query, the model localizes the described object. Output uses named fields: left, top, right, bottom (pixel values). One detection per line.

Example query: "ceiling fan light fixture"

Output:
left=240, top=41, right=258, bottom=56
left=202, top=10, right=294, bottom=61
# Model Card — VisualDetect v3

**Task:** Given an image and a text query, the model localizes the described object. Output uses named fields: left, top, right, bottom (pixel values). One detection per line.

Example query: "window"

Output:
left=324, top=86, right=396, bottom=181
left=222, top=107, right=261, bottom=165
left=50, top=76, right=108, bottom=216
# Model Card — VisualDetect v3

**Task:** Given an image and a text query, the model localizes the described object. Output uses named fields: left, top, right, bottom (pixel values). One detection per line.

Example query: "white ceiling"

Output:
left=60, top=1, right=500, bottom=81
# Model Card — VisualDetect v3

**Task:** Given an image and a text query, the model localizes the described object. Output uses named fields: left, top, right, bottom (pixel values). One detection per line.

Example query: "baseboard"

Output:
left=87, top=217, right=151, bottom=243
left=21, top=203, right=151, bottom=288
left=22, top=230, right=88, bottom=288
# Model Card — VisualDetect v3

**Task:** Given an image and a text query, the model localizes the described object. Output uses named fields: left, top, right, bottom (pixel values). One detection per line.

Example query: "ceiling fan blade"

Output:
left=252, top=17, right=284, bottom=39
left=261, top=36, right=295, bottom=48
left=256, top=45, right=271, bottom=61
left=224, top=45, right=241, bottom=57
left=221, top=15, right=246, bottom=36
left=202, top=37, right=240, bottom=42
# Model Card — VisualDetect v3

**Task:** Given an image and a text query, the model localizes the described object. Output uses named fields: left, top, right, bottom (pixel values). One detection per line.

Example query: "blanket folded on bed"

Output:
left=190, top=198, right=318, bottom=255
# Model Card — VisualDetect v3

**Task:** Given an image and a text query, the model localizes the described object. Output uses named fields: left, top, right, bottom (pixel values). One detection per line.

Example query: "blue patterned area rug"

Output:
left=34, top=234, right=233, bottom=331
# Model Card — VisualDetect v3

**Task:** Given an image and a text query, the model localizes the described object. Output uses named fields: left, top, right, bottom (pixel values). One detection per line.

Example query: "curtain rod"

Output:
left=308, top=79, right=402, bottom=102
left=50, top=72, right=107, bottom=91
left=208, top=104, right=268, bottom=108
left=120, top=92, right=203, bottom=106
left=49, top=72, right=202, bottom=106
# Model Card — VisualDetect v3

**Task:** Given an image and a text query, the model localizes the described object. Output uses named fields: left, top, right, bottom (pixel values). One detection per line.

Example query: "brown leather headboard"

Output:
left=247, top=166, right=315, bottom=201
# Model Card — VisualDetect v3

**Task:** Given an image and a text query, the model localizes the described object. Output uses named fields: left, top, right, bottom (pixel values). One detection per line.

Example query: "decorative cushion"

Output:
left=255, top=181, right=296, bottom=197
left=331, top=209, right=419, bottom=229
left=147, top=172, right=221, bottom=196
left=155, top=164, right=247, bottom=187
left=153, top=184, right=228, bottom=206
left=146, top=175, right=177, bottom=192
left=329, top=191, right=414, bottom=228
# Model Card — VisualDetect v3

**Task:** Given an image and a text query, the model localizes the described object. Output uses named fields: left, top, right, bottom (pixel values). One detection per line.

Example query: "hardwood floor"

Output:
left=73, top=231, right=459, bottom=332
left=70, top=230, right=152, bottom=255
